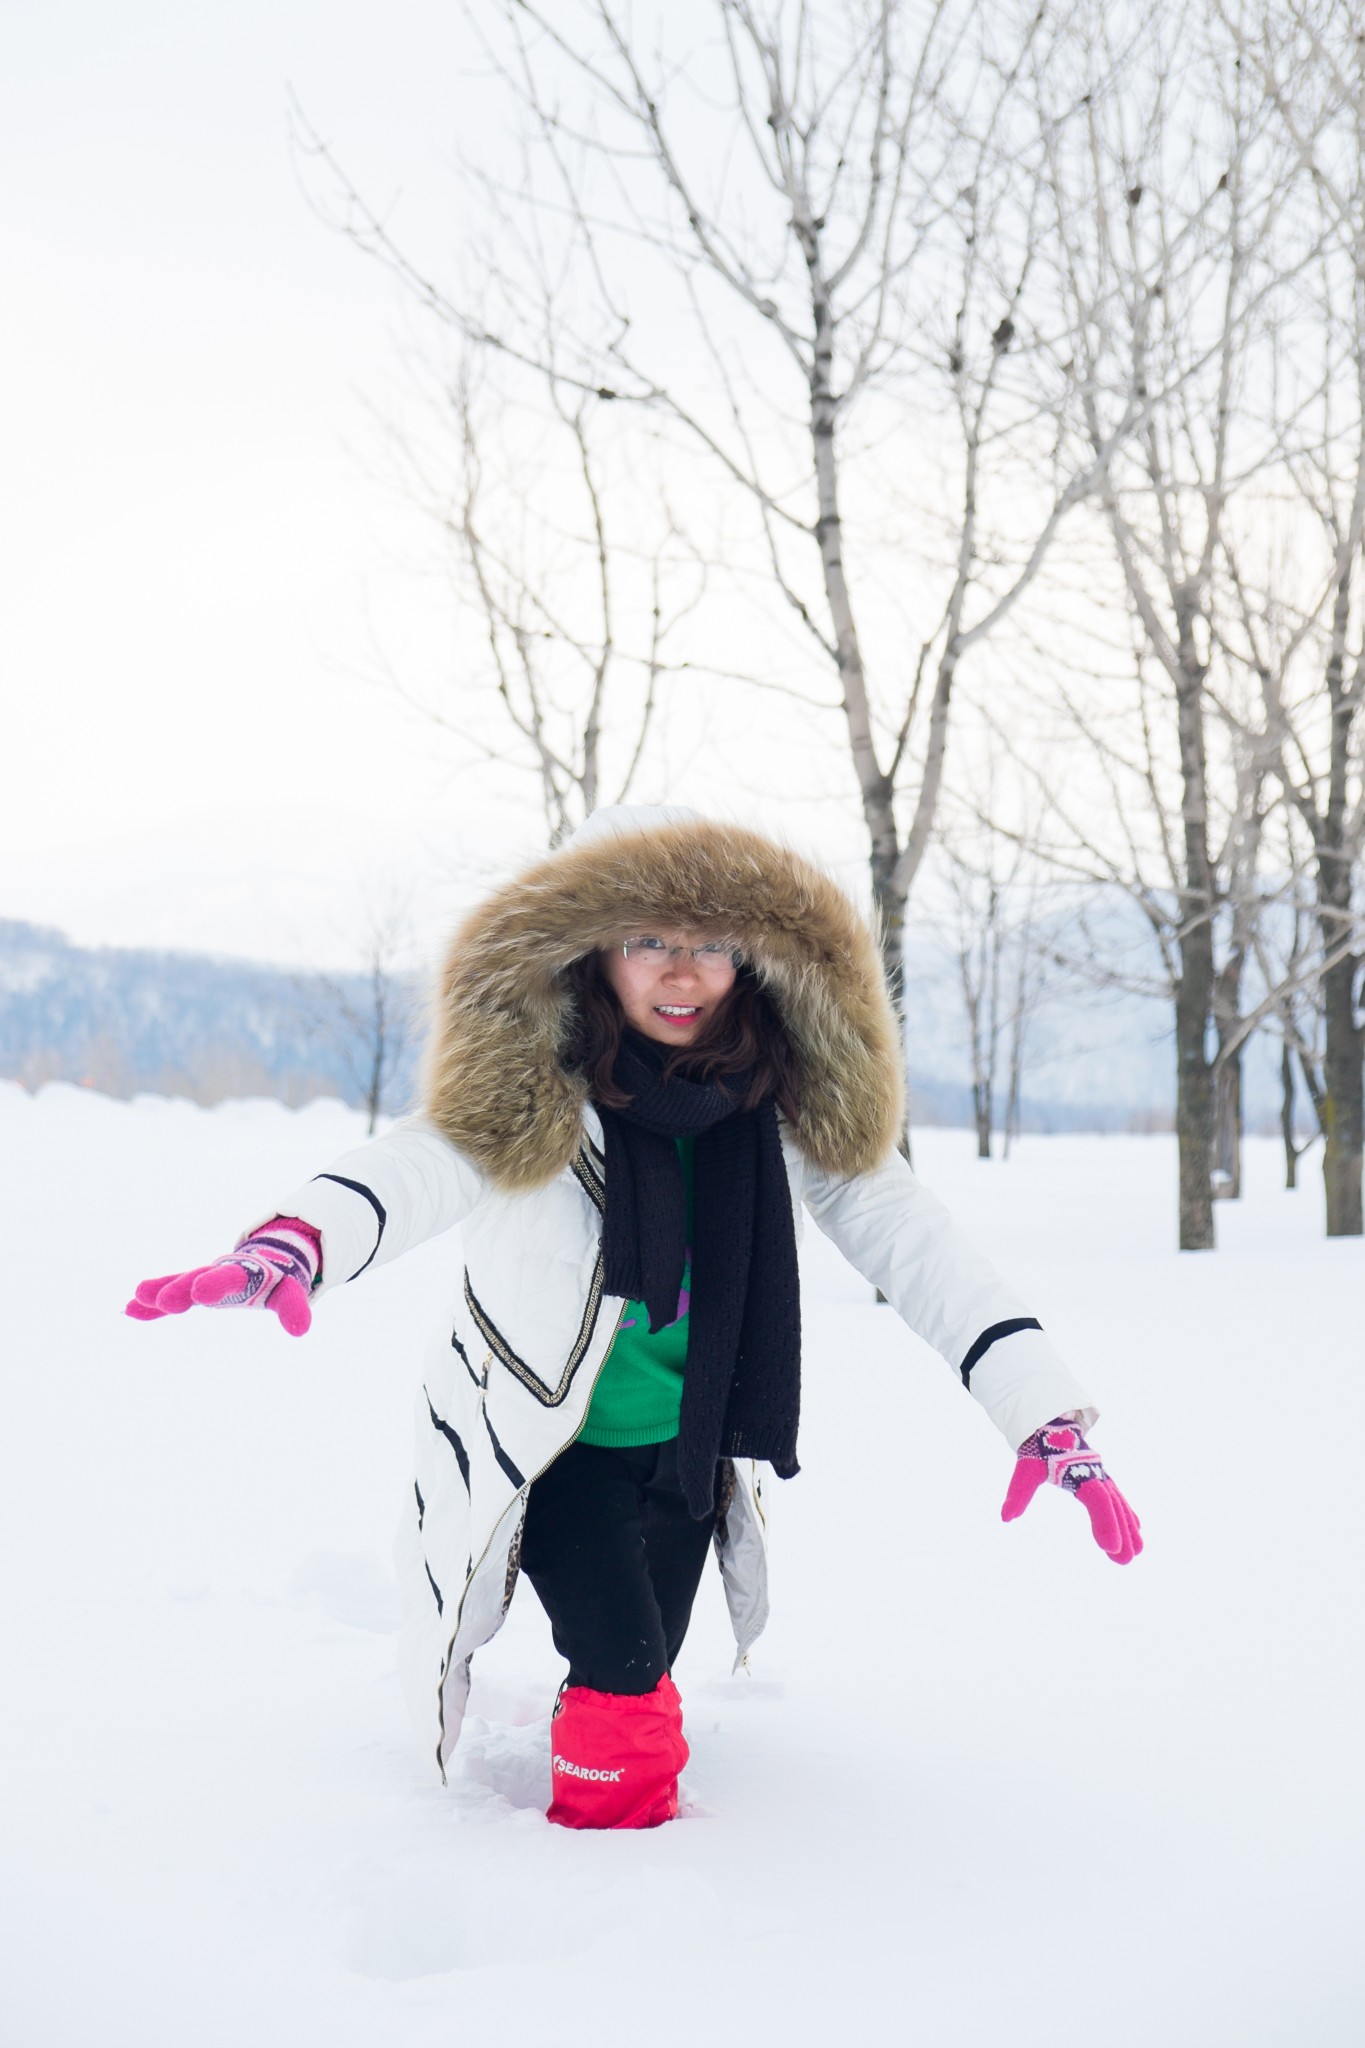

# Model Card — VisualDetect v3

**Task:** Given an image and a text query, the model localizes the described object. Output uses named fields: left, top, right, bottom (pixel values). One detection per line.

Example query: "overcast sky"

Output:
left=6, top=4, right=464, bottom=964
left=4, top=1, right=827, bottom=972
left=18, top=1, right=1099, bottom=986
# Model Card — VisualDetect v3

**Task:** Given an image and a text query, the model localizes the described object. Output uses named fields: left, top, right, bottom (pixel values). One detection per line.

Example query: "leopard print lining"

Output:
left=713, top=1456, right=737, bottom=1553
left=500, top=1502, right=527, bottom=1616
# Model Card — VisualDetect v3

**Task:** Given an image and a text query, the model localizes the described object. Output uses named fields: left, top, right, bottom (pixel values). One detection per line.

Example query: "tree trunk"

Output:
left=871, top=863, right=907, bottom=1027
left=973, top=1082, right=992, bottom=1160
left=1002, top=1036, right=1022, bottom=1162
left=1212, top=954, right=1245, bottom=1200
left=870, top=858, right=912, bottom=1172
left=1320, top=945, right=1364, bottom=1235
left=965, top=923, right=993, bottom=1160
left=366, top=1048, right=383, bottom=1136
left=367, top=975, right=386, bottom=1136
left=1212, top=1038, right=1243, bottom=1200
left=1314, top=544, right=1363, bottom=1232
left=1281, top=1041, right=1299, bottom=1191
left=1173, top=624, right=1217, bottom=1251
left=804, top=233, right=916, bottom=1166
left=1175, top=969, right=1216, bottom=1249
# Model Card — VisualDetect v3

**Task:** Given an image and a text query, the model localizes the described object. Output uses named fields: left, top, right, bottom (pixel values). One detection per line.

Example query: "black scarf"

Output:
left=595, top=1031, right=802, bottom=1518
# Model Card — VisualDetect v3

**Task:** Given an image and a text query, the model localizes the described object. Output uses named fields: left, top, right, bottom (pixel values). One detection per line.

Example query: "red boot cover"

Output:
left=547, top=1674, right=689, bottom=1830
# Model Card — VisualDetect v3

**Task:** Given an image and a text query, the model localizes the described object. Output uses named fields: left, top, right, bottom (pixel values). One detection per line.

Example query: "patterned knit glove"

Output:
left=125, top=1218, right=322, bottom=1338
left=1001, top=1417, right=1143, bottom=1565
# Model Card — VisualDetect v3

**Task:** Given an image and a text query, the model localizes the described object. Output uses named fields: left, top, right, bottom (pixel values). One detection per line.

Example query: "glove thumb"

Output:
left=1001, top=1456, right=1046, bottom=1523
left=268, top=1274, right=313, bottom=1338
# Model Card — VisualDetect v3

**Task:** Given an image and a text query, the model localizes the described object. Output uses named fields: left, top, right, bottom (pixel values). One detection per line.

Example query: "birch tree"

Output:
left=1218, top=0, right=1365, bottom=1235
left=292, top=894, right=422, bottom=1134
left=296, top=0, right=1147, bottom=1022
left=1250, top=824, right=1328, bottom=1191
left=1031, top=0, right=1298, bottom=1246
left=934, top=791, right=1059, bottom=1160
left=307, top=249, right=691, bottom=849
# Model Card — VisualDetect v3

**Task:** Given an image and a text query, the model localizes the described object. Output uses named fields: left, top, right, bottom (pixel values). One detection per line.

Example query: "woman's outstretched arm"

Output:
left=126, top=1113, right=488, bottom=1332
left=800, top=1147, right=1095, bottom=1446
left=800, top=1149, right=1141, bottom=1562
left=242, top=1113, right=488, bottom=1297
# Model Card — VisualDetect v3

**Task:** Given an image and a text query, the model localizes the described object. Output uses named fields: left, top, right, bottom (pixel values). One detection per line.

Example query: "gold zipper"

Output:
left=465, top=1259, right=606, bottom=1407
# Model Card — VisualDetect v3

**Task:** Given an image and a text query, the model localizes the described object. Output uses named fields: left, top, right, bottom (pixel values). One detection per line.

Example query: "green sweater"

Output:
left=579, top=1137, right=693, bottom=1448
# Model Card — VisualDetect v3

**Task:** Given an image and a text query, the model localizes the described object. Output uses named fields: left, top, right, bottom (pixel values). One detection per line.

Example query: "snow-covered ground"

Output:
left=3, top=1082, right=1361, bottom=2046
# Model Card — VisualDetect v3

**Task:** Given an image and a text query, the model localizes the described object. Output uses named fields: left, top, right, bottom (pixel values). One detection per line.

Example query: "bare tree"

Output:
left=999, top=860, right=1057, bottom=1162
left=452, top=374, right=674, bottom=845
left=295, top=894, right=423, bottom=1134
left=1251, top=831, right=1327, bottom=1191
left=1027, top=0, right=1301, bottom=1246
left=933, top=784, right=1058, bottom=1159
left=294, top=1, right=1158, bottom=1032
left=337, top=306, right=694, bottom=849
left=946, top=849, right=1007, bottom=1160
left=1216, top=1, right=1365, bottom=1234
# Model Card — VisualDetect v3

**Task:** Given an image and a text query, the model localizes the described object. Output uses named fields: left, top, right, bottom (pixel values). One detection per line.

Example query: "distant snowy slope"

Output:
left=900, top=925, right=1296, bottom=1134
left=0, top=913, right=1182, bottom=1128
left=0, top=918, right=421, bottom=1111
left=0, top=910, right=1302, bottom=1131
left=2, top=1083, right=1360, bottom=2046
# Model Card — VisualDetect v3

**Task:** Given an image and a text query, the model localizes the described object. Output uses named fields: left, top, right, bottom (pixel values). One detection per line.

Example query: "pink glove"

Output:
left=125, top=1218, right=322, bottom=1338
left=1001, top=1417, right=1143, bottom=1565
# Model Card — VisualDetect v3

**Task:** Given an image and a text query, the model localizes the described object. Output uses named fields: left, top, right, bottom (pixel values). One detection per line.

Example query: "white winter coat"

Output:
left=260, top=813, right=1095, bottom=1778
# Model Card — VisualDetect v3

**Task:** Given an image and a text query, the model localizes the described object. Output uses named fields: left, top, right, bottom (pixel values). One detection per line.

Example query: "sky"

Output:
left=5, top=3, right=476, bottom=965
left=6, top=1, right=861, bottom=973
left=7, top=0, right=1193, bottom=992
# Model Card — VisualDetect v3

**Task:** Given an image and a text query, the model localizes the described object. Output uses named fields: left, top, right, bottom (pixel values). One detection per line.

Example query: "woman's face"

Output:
left=601, top=929, right=739, bottom=1047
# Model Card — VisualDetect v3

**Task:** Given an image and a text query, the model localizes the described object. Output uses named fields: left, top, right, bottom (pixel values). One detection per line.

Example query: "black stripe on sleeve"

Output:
left=425, top=1394, right=471, bottom=1491
left=414, top=1480, right=425, bottom=1529
left=959, top=1317, right=1043, bottom=1388
left=481, top=1407, right=525, bottom=1491
left=313, top=1173, right=388, bottom=1280
left=424, top=1561, right=444, bottom=1615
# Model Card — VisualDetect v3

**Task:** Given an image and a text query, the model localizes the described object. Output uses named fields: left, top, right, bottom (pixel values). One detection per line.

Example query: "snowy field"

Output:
left=3, top=1081, right=1362, bottom=2047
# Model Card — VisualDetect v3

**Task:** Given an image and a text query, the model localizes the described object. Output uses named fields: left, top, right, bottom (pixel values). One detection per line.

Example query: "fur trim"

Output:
left=423, top=820, right=905, bottom=1190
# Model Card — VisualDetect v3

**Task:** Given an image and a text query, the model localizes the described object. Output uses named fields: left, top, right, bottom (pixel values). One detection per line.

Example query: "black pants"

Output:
left=519, top=1438, right=717, bottom=1695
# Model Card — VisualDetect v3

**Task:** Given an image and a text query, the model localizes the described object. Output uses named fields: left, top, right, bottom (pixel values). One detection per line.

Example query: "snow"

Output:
left=3, top=1081, right=1361, bottom=2046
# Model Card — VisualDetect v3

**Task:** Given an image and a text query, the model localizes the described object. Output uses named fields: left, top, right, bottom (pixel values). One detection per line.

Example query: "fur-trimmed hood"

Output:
left=423, top=813, right=905, bottom=1190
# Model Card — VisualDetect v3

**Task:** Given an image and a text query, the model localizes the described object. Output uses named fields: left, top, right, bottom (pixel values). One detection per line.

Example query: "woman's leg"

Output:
left=519, top=1440, right=671, bottom=1693
left=638, top=1437, right=718, bottom=1671
left=519, top=1439, right=715, bottom=1828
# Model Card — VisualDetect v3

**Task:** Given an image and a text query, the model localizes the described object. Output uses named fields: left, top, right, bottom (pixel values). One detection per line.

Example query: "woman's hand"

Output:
left=1001, top=1417, right=1142, bottom=1564
left=125, top=1219, right=322, bottom=1338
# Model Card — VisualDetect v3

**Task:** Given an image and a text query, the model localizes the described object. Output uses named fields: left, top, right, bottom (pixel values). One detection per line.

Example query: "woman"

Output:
left=128, top=807, right=1141, bottom=1831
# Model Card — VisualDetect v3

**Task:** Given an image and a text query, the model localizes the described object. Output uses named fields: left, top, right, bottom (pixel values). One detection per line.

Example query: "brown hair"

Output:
left=560, top=950, right=802, bottom=1120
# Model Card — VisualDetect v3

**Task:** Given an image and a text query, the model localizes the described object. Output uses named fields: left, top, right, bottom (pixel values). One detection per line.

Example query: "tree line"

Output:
left=295, top=0, right=1365, bottom=1248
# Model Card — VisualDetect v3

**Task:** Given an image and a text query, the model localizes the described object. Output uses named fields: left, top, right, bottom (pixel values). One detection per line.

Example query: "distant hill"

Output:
left=0, top=914, right=1290, bottom=1134
left=0, top=919, right=422, bottom=1116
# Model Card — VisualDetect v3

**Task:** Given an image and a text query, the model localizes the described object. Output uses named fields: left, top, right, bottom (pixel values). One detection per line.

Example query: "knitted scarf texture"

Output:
left=596, top=1031, right=802, bottom=1517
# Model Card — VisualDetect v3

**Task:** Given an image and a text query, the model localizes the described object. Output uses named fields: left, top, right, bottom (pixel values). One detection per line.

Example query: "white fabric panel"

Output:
left=716, top=1461, right=770, bottom=1669
left=436, top=1493, right=528, bottom=1772
left=265, top=1113, right=486, bottom=1297
left=961, top=1331, right=1097, bottom=1451
left=799, top=1148, right=1095, bottom=1444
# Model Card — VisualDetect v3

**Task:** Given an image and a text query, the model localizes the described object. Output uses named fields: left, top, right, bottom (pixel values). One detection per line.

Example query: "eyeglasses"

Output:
left=621, top=935, right=744, bottom=974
